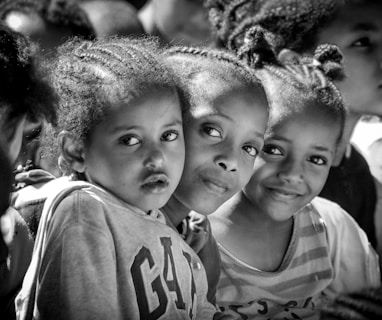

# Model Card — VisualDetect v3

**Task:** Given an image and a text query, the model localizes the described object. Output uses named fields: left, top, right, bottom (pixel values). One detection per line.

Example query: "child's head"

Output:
left=0, top=21, right=56, bottom=163
left=241, top=28, right=346, bottom=221
left=164, top=45, right=269, bottom=214
left=142, top=0, right=212, bottom=45
left=1, top=0, right=95, bottom=57
left=207, top=0, right=382, bottom=116
left=46, top=37, right=185, bottom=212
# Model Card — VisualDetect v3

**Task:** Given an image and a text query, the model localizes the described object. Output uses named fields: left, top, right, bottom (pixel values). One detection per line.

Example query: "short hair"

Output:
left=0, top=21, right=57, bottom=123
left=238, top=26, right=347, bottom=144
left=43, top=36, right=179, bottom=174
left=207, top=0, right=376, bottom=53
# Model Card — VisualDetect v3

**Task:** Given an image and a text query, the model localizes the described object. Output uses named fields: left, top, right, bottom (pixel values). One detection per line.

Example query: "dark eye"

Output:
left=120, top=135, right=140, bottom=146
left=243, top=145, right=258, bottom=157
left=203, top=126, right=222, bottom=138
left=352, top=36, right=372, bottom=48
left=161, top=130, right=179, bottom=142
left=262, top=144, right=282, bottom=156
left=308, top=156, right=327, bottom=166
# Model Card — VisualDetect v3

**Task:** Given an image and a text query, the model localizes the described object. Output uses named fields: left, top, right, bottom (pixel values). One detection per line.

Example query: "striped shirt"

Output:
left=215, top=197, right=380, bottom=320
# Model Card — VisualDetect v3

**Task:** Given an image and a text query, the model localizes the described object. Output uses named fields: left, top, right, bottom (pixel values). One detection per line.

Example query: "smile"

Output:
left=267, top=188, right=300, bottom=201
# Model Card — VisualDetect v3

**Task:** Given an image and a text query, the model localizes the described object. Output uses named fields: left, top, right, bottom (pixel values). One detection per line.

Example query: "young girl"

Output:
left=162, top=44, right=269, bottom=302
left=207, top=0, right=382, bottom=250
left=209, top=28, right=380, bottom=319
left=15, top=36, right=226, bottom=320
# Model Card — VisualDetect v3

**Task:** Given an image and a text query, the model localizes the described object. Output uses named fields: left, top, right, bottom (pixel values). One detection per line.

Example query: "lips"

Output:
left=201, top=175, right=231, bottom=196
left=266, top=187, right=302, bottom=201
left=141, top=173, right=169, bottom=193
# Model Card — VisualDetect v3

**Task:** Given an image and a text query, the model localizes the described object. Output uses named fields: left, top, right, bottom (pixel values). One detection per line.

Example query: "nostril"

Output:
left=218, top=162, right=227, bottom=170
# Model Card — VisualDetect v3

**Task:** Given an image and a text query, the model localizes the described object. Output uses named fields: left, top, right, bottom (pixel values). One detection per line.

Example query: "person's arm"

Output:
left=321, top=200, right=381, bottom=297
left=37, top=192, right=120, bottom=320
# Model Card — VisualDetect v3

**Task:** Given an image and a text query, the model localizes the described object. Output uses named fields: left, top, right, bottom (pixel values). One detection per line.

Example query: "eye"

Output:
left=243, top=145, right=258, bottom=157
left=203, top=125, right=222, bottom=138
left=351, top=36, right=373, bottom=48
left=119, top=135, right=140, bottom=146
left=161, top=130, right=179, bottom=142
left=262, top=144, right=282, bottom=156
left=308, top=155, right=327, bottom=166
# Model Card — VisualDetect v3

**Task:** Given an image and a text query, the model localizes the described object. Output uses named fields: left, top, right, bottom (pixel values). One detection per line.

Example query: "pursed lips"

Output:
left=141, top=173, right=169, bottom=192
left=200, top=175, right=232, bottom=195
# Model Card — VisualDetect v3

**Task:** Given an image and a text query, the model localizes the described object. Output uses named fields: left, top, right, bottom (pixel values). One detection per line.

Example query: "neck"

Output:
left=332, top=111, right=361, bottom=166
left=162, top=195, right=192, bottom=228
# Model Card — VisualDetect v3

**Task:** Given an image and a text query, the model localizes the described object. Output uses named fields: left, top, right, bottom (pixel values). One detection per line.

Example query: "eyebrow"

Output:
left=207, top=113, right=265, bottom=140
left=352, top=22, right=378, bottom=32
left=110, top=119, right=183, bottom=133
left=270, top=136, right=333, bottom=153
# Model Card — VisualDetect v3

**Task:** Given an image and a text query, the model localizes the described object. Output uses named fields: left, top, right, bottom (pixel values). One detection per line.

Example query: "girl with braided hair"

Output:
left=208, top=27, right=380, bottom=320
left=207, top=0, right=382, bottom=252
left=162, top=44, right=269, bottom=304
left=14, top=36, right=227, bottom=320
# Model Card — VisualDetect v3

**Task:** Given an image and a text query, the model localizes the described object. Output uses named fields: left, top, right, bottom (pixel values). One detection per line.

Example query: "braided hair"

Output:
left=239, top=26, right=347, bottom=144
left=0, top=20, right=57, bottom=124
left=207, top=0, right=374, bottom=53
left=163, top=44, right=267, bottom=116
left=320, top=287, right=382, bottom=320
left=43, top=36, right=178, bottom=174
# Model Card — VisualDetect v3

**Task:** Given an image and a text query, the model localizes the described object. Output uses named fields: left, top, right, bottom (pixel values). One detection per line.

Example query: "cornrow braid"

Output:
left=43, top=36, right=178, bottom=174
left=207, top=0, right=345, bottom=53
left=164, top=45, right=259, bottom=82
left=320, top=287, right=382, bottom=320
left=238, top=25, right=346, bottom=143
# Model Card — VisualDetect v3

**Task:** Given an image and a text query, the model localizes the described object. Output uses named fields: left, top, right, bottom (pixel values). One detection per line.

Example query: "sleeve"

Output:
left=320, top=200, right=381, bottom=297
left=36, top=191, right=121, bottom=320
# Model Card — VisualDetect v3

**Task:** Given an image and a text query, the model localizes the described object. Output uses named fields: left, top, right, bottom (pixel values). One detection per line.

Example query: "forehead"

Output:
left=322, top=2, right=382, bottom=34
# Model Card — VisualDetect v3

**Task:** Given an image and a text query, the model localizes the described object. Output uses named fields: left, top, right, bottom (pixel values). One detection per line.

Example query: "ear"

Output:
left=58, top=131, right=86, bottom=173
left=277, top=48, right=301, bottom=64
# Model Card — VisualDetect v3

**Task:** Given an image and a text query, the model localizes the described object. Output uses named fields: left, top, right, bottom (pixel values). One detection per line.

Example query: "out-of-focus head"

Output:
left=1, top=0, right=95, bottom=57
left=0, top=21, right=56, bottom=163
left=207, top=0, right=382, bottom=117
left=0, top=143, right=12, bottom=216
left=78, top=0, right=145, bottom=38
left=144, top=0, right=213, bottom=46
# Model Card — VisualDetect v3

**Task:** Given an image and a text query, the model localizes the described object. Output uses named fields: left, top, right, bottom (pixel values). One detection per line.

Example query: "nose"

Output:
left=144, top=146, right=165, bottom=169
left=214, top=148, right=238, bottom=172
left=278, top=158, right=303, bottom=184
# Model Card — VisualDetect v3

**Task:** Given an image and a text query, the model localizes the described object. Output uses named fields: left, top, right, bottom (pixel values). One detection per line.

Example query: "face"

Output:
left=152, top=0, right=212, bottom=45
left=368, top=141, right=382, bottom=183
left=316, top=2, right=382, bottom=116
left=82, top=89, right=185, bottom=212
left=244, top=103, right=341, bottom=222
left=173, top=87, right=268, bottom=215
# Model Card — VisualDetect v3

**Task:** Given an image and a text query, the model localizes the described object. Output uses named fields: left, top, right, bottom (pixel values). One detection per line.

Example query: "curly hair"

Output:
left=207, top=0, right=375, bottom=53
left=0, top=21, right=57, bottom=124
left=43, top=36, right=179, bottom=174
left=238, top=26, right=347, bottom=144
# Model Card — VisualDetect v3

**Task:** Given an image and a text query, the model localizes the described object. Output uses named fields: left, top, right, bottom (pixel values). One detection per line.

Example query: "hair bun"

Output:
left=237, top=25, right=277, bottom=67
left=313, top=44, right=345, bottom=81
